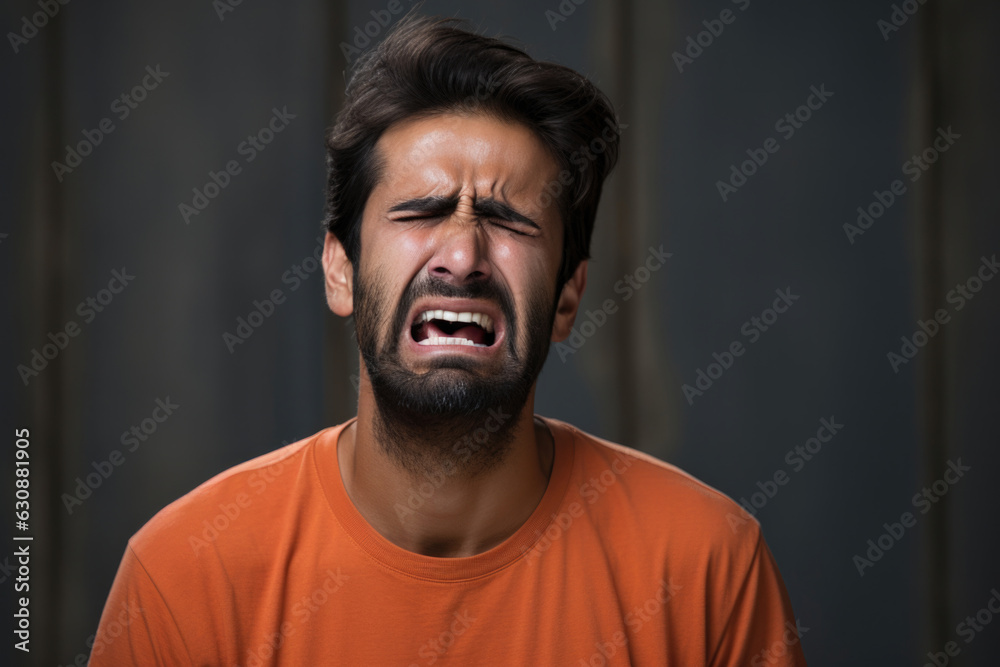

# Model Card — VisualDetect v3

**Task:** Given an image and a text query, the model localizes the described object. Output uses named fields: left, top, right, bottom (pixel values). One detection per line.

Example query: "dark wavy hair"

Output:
left=323, top=13, right=621, bottom=288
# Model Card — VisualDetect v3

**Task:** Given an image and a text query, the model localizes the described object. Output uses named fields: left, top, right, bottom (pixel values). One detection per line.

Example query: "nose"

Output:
left=427, top=208, right=492, bottom=285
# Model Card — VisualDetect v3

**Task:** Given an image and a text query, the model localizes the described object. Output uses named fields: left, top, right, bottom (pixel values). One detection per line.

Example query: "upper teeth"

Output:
left=417, top=310, right=494, bottom=332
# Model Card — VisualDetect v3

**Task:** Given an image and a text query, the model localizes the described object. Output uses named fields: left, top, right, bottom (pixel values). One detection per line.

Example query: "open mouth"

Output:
left=410, top=309, right=497, bottom=348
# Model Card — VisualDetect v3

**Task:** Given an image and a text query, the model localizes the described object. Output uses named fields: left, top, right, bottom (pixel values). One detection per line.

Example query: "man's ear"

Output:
left=323, top=232, right=354, bottom=317
left=551, top=260, right=588, bottom=342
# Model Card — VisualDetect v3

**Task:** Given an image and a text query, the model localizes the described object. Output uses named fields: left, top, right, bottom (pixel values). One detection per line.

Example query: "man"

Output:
left=93, top=15, right=807, bottom=666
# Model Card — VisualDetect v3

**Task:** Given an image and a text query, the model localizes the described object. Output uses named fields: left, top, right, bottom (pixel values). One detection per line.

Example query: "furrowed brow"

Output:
left=473, top=198, right=540, bottom=229
left=388, top=196, right=458, bottom=216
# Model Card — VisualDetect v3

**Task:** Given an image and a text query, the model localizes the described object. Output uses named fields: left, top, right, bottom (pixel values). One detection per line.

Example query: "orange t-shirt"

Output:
left=91, top=417, right=807, bottom=666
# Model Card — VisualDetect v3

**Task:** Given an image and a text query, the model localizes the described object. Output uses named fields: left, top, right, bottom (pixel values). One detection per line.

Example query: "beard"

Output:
left=352, top=263, right=557, bottom=479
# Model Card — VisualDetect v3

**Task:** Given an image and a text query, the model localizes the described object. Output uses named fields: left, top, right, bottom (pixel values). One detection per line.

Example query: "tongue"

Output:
left=451, top=324, right=486, bottom=345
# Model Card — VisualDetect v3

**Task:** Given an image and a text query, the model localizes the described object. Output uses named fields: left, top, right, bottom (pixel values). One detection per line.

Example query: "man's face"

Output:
left=346, top=112, right=570, bottom=470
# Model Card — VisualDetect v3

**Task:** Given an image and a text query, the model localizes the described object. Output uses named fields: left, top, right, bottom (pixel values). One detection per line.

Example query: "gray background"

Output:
left=3, top=0, right=999, bottom=664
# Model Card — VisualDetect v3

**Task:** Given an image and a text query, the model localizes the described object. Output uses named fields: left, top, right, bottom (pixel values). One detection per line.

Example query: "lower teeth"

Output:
left=418, top=337, right=487, bottom=347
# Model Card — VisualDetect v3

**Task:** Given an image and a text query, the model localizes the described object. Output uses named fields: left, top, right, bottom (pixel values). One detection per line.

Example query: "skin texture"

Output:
left=322, top=112, right=588, bottom=557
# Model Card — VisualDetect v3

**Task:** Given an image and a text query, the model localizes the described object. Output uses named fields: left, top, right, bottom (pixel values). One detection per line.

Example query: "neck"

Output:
left=338, top=380, right=554, bottom=558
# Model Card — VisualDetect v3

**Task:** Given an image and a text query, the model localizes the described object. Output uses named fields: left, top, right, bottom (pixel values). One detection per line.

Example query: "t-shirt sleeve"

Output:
left=89, top=543, right=193, bottom=667
left=709, top=530, right=808, bottom=667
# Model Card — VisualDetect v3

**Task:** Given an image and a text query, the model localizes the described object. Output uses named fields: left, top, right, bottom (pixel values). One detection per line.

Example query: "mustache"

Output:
left=388, top=275, right=518, bottom=353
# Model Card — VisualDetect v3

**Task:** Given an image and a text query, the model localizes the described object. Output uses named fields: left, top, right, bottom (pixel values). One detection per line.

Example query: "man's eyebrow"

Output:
left=388, top=196, right=458, bottom=215
left=387, top=196, right=541, bottom=230
left=473, top=198, right=540, bottom=229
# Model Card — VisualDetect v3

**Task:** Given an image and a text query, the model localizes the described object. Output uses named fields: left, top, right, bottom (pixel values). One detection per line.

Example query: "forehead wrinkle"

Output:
left=435, top=133, right=540, bottom=199
left=467, top=172, right=538, bottom=215
left=382, top=160, right=458, bottom=202
left=378, top=113, right=560, bottom=222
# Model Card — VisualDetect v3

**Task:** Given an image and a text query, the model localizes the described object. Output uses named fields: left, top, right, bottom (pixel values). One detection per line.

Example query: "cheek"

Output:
left=493, top=242, right=558, bottom=334
left=372, top=220, right=437, bottom=266
left=509, top=241, right=561, bottom=294
left=490, top=230, right=557, bottom=272
left=398, top=232, right=431, bottom=261
left=360, top=225, right=427, bottom=289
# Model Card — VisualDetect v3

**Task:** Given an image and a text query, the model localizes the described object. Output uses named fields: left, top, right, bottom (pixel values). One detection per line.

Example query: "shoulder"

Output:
left=544, top=416, right=762, bottom=562
left=127, top=425, right=340, bottom=566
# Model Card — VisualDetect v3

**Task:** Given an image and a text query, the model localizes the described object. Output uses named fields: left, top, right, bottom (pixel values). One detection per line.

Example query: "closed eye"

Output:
left=391, top=215, right=536, bottom=237
left=487, top=219, right=532, bottom=236
left=386, top=196, right=541, bottom=236
left=393, top=214, right=443, bottom=222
